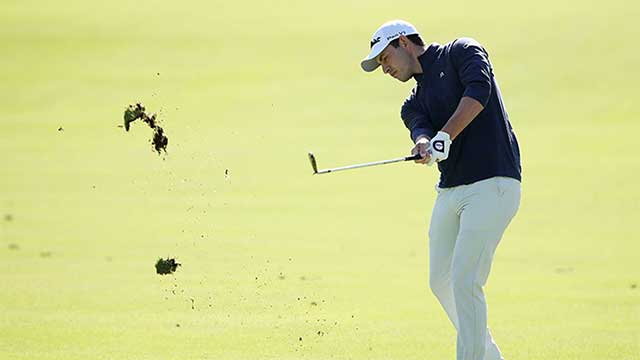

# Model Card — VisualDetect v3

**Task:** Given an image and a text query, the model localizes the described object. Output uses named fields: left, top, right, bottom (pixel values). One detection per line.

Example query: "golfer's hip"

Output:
left=435, top=176, right=520, bottom=229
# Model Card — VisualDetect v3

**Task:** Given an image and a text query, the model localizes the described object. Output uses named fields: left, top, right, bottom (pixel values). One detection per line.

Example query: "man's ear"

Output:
left=398, top=35, right=410, bottom=49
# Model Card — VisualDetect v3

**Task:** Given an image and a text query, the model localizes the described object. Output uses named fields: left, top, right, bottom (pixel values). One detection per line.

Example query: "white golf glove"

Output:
left=426, top=131, right=452, bottom=166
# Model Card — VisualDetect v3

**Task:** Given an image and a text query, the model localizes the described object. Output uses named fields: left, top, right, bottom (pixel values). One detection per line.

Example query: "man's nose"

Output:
left=382, top=65, right=389, bottom=74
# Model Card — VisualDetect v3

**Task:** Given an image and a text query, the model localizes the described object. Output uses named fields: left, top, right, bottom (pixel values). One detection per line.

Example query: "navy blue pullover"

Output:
left=401, top=38, right=521, bottom=188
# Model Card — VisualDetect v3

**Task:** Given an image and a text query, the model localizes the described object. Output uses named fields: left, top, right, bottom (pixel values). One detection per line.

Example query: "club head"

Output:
left=308, top=152, right=318, bottom=174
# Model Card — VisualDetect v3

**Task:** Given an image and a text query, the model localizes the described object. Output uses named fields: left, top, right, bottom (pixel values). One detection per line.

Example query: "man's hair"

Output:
left=389, top=34, right=425, bottom=48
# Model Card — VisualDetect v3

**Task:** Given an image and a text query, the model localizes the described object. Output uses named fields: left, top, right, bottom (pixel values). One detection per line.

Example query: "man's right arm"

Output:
left=401, top=88, right=434, bottom=164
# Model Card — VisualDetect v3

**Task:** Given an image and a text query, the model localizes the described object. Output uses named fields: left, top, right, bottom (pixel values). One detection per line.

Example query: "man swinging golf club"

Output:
left=361, top=20, right=522, bottom=360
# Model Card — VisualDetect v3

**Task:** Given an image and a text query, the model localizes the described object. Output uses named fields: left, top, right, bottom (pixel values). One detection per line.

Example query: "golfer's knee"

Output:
left=451, top=270, right=473, bottom=297
left=429, top=273, right=449, bottom=297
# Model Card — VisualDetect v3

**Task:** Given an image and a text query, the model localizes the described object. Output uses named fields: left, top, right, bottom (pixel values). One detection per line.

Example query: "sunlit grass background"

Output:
left=1, top=1, right=638, bottom=359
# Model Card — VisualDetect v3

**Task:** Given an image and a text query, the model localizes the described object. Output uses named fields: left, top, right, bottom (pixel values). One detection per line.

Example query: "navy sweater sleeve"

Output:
left=401, top=87, right=435, bottom=142
left=451, top=38, right=493, bottom=106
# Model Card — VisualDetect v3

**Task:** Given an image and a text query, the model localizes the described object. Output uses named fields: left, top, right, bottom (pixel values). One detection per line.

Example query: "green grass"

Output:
left=1, top=0, right=639, bottom=359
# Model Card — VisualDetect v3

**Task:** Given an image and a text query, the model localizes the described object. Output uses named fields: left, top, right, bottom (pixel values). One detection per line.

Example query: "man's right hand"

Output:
left=411, top=136, right=431, bottom=164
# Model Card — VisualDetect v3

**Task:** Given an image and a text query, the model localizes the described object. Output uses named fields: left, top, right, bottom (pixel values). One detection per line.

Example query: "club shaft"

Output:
left=316, top=155, right=418, bottom=174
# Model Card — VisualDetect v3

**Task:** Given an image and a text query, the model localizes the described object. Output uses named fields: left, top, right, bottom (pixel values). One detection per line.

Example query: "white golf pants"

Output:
left=429, top=176, right=521, bottom=360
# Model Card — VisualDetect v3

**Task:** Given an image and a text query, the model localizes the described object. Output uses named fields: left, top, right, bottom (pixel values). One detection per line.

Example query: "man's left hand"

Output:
left=426, top=131, right=452, bottom=166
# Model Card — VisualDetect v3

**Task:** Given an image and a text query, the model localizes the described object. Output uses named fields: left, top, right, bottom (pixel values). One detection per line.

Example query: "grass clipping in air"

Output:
left=155, top=257, right=181, bottom=275
left=123, top=103, right=169, bottom=155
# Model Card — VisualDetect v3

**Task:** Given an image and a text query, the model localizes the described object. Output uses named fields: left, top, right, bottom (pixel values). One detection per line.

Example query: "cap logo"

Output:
left=386, top=31, right=406, bottom=41
left=370, top=37, right=381, bottom=48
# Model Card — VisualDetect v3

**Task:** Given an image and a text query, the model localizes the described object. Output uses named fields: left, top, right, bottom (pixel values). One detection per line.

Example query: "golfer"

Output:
left=361, top=20, right=521, bottom=360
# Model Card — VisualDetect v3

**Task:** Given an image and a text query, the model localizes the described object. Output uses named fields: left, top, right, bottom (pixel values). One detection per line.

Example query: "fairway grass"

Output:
left=1, top=1, right=638, bottom=359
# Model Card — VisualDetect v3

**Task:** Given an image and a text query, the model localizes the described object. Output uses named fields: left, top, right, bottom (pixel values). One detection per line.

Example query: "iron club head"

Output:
left=308, top=152, right=318, bottom=174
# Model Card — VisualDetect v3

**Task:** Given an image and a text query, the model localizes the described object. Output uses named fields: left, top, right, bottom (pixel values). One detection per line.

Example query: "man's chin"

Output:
left=389, top=72, right=411, bottom=82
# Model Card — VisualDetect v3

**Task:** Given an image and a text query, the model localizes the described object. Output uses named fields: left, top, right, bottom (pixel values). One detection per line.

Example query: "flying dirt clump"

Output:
left=155, top=257, right=181, bottom=275
left=123, top=102, right=169, bottom=154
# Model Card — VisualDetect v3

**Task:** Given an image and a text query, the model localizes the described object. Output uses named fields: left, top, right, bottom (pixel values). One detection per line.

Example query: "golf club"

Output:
left=308, top=152, right=422, bottom=175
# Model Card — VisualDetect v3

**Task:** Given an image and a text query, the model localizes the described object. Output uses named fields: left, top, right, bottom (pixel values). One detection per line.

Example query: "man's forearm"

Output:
left=440, top=96, right=484, bottom=140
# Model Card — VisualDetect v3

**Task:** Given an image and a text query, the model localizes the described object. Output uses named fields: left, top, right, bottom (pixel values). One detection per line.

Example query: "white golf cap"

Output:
left=361, top=20, right=419, bottom=72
